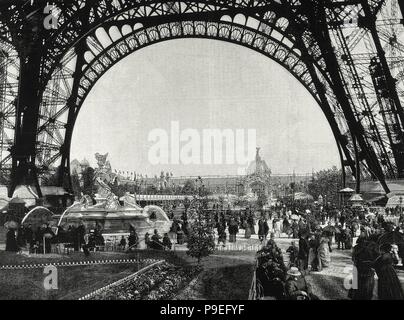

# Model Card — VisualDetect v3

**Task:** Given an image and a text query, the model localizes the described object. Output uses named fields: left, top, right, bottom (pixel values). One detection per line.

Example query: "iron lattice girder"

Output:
left=39, top=16, right=356, bottom=184
left=0, top=0, right=401, bottom=195
left=23, top=1, right=384, bottom=180
left=328, top=0, right=404, bottom=179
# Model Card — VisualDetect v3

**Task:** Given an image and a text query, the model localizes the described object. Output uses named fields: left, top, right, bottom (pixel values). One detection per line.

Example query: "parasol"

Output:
left=43, top=233, right=54, bottom=239
left=378, top=231, right=404, bottom=245
left=323, top=225, right=338, bottom=233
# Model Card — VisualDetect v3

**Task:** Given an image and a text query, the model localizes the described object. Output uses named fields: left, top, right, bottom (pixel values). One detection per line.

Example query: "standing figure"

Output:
left=317, top=236, right=331, bottom=270
left=119, top=236, right=127, bottom=250
left=217, top=220, right=227, bottom=247
left=145, top=232, right=151, bottom=249
left=274, top=218, right=282, bottom=238
left=308, top=234, right=320, bottom=272
left=283, top=217, right=291, bottom=238
left=162, top=233, right=172, bottom=250
left=228, top=218, right=239, bottom=243
left=374, top=243, right=404, bottom=300
left=244, top=219, right=252, bottom=239
left=5, top=228, right=18, bottom=252
left=287, top=241, right=299, bottom=268
left=350, top=237, right=377, bottom=300
left=247, top=212, right=255, bottom=235
left=298, top=233, right=310, bottom=272
left=291, top=220, right=299, bottom=239
left=128, top=229, right=139, bottom=249
left=258, top=217, right=269, bottom=243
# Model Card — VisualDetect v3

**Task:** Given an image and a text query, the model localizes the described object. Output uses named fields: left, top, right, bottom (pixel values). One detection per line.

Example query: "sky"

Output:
left=70, top=39, right=340, bottom=177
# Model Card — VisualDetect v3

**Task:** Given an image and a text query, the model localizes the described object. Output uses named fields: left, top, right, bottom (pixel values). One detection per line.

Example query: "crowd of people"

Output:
left=256, top=235, right=317, bottom=300
left=4, top=195, right=404, bottom=300
left=6, top=223, right=57, bottom=254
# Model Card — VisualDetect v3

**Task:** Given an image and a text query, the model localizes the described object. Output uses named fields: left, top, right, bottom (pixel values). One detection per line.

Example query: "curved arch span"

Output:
left=38, top=19, right=352, bottom=187
left=21, top=206, right=54, bottom=225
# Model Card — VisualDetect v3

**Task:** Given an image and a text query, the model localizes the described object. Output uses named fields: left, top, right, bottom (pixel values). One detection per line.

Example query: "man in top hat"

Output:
left=285, top=267, right=312, bottom=300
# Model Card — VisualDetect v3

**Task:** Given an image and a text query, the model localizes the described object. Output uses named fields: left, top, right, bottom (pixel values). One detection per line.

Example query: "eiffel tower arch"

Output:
left=0, top=0, right=403, bottom=197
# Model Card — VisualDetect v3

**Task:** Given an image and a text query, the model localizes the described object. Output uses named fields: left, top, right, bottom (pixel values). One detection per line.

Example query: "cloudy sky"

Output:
left=71, top=39, right=340, bottom=176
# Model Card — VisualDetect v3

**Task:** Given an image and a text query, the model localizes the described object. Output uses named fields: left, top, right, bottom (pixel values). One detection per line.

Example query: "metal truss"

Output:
left=0, top=41, right=18, bottom=185
left=0, top=0, right=403, bottom=196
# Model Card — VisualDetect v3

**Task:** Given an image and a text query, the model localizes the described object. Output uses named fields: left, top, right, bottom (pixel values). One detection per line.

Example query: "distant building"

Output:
left=71, top=148, right=312, bottom=198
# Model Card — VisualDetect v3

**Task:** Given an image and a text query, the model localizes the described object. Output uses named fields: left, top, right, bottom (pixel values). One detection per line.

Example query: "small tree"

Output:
left=186, top=197, right=216, bottom=264
left=182, top=179, right=196, bottom=195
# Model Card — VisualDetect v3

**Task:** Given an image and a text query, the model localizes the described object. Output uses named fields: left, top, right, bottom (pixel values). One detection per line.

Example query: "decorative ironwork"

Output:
left=0, top=0, right=403, bottom=197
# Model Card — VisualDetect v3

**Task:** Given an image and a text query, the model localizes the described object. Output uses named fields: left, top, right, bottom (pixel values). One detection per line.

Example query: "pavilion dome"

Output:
left=246, top=147, right=271, bottom=176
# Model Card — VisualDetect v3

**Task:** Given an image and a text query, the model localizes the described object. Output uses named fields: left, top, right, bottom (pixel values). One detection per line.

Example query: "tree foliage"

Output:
left=182, top=179, right=196, bottom=195
left=186, top=197, right=216, bottom=264
left=71, top=172, right=82, bottom=198
left=307, top=166, right=342, bottom=205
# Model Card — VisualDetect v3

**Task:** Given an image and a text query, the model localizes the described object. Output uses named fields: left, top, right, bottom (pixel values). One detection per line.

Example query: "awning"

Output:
left=349, top=194, right=364, bottom=202
left=339, top=187, right=355, bottom=193
left=385, top=195, right=404, bottom=208
left=366, top=195, right=387, bottom=205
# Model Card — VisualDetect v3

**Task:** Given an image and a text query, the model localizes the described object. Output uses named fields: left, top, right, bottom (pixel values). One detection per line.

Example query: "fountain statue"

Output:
left=58, top=154, right=171, bottom=242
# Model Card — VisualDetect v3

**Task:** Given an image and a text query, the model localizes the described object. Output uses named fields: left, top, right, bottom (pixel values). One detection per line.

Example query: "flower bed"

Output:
left=89, top=262, right=200, bottom=300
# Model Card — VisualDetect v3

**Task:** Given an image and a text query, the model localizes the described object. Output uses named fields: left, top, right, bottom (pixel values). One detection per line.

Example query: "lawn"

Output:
left=0, top=250, right=182, bottom=300
left=0, top=263, right=141, bottom=300
left=0, top=249, right=256, bottom=300
left=174, top=250, right=257, bottom=300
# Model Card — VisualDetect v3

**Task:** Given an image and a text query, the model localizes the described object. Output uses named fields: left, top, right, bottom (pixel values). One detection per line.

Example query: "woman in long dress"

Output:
left=374, top=243, right=404, bottom=300
left=244, top=221, right=251, bottom=239
left=274, top=219, right=282, bottom=238
left=6, top=229, right=18, bottom=252
left=350, top=237, right=377, bottom=300
left=318, top=236, right=331, bottom=270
